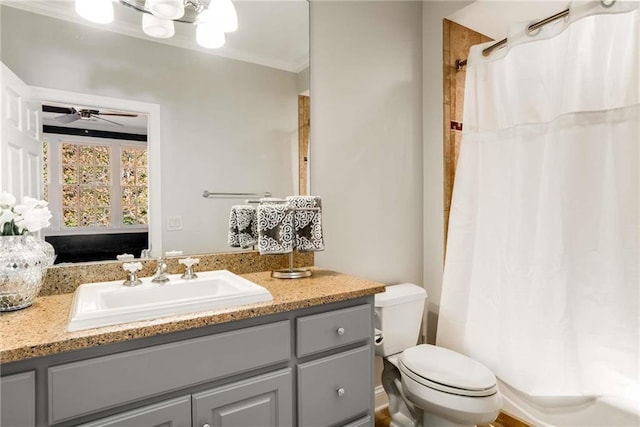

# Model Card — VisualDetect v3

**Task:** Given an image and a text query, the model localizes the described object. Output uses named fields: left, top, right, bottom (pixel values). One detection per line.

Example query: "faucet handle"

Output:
left=179, top=257, right=199, bottom=279
left=178, top=257, right=199, bottom=268
left=122, top=262, right=143, bottom=286
left=123, top=262, right=142, bottom=273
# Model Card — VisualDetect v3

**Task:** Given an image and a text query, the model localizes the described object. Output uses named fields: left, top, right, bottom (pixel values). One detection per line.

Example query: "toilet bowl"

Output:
left=375, top=284, right=502, bottom=427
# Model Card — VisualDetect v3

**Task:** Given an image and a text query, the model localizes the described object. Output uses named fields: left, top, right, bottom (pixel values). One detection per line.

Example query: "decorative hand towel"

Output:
left=286, top=196, right=324, bottom=251
left=285, top=195, right=322, bottom=209
left=259, top=197, right=287, bottom=204
left=257, top=204, right=294, bottom=254
left=293, top=208, right=324, bottom=252
left=228, top=205, right=257, bottom=249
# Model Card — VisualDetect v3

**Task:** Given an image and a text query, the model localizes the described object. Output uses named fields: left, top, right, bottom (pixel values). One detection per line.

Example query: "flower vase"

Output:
left=0, top=235, right=47, bottom=311
left=25, top=234, right=56, bottom=267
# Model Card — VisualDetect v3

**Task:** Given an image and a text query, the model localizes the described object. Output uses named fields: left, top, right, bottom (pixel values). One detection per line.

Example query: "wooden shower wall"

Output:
left=298, top=95, right=310, bottom=195
left=443, top=19, right=492, bottom=253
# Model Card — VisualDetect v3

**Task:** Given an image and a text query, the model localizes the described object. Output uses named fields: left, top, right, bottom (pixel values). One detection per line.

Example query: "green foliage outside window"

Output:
left=121, top=146, right=148, bottom=225
left=61, top=143, right=111, bottom=228
left=57, top=142, right=149, bottom=229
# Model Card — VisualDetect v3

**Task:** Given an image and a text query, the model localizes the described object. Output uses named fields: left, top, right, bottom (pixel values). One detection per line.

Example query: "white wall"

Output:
left=310, top=1, right=424, bottom=286
left=309, top=0, right=471, bottom=404
left=297, top=66, right=310, bottom=95
left=1, top=6, right=298, bottom=256
left=310, top=0, right=470, bottom=344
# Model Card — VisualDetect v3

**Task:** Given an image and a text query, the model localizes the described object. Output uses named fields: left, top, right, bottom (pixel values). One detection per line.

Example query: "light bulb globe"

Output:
left=142, top=13, right=175, bottom=38
left=75, top=0, right=114, bottom=24
left=210, top=0, right=237, bottom=33
left=146, top=0, right=185, bottom=20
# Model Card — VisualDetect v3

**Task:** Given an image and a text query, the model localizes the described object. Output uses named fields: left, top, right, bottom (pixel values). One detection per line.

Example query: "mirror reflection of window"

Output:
left=120, top=145, right=148, bottom=226
left=41, top=104, right=149, bottom=263
left=60, top=142, right=112, bottom=228
left=46, top=139, right=148, bottom=230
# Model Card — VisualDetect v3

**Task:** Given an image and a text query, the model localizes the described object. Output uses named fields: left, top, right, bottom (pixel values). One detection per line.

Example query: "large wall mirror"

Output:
left=0, top=0, right=310, bottom=263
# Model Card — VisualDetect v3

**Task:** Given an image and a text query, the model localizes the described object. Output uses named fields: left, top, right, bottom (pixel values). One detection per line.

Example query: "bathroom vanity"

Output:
left=0, top=269, right=384, bottom=427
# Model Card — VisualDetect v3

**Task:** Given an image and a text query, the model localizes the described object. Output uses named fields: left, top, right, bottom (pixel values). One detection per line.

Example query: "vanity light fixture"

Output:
left=145, top=0, right=185, bottom=20
left=74, top=0, right=237, bottom=48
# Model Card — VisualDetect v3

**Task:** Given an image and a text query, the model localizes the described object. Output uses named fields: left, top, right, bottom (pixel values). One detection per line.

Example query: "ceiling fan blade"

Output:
left=55, top=114, right=80, bottom=124
left=94, top=112, right=139, bottom=117
left=93, top=115, right=125, bottom=126
left=43, top=105, right=76, bottom=114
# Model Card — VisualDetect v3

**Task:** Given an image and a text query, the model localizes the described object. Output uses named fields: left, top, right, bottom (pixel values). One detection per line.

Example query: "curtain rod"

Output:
left=455, top=7, right=572, bottom=71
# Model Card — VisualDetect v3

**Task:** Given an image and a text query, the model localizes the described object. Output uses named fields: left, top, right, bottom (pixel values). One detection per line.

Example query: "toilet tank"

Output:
left=375, top=283, right=427, bottom=357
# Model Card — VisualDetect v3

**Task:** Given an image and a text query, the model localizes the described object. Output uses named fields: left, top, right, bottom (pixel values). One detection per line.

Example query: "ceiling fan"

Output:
left=43, top=105, right=138, bottom=127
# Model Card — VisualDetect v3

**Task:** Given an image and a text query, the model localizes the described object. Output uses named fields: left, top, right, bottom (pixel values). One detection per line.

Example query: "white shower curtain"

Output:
left=437, top=1, right=639, bottom=398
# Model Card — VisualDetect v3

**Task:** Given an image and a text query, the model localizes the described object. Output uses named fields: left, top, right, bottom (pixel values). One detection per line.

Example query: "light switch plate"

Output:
left=167, top=216, right=182, bottom=231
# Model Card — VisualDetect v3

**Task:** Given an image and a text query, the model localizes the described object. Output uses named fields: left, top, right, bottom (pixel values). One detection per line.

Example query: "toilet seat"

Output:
left=399, top=345, right=498, bottom=397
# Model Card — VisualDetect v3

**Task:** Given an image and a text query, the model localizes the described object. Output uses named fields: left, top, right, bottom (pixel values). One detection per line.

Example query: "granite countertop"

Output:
left=0, top=268, right=385, bottom=364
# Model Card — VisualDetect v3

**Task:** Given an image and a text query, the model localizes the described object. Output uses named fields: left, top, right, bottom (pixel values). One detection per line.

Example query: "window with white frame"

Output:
left=43, top=134, right=148, bottom=234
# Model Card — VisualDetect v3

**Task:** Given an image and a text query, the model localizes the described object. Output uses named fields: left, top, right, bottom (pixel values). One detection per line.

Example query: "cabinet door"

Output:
left=79, top=396, right=191, bottom=427
left=193, top=369, right=292, bottom=427
left=0, top=371, right=36, bottom=427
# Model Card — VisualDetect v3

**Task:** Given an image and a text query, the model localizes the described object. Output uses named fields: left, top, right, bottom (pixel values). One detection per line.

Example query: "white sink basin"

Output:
left=67, top=270, right=273, bottom=332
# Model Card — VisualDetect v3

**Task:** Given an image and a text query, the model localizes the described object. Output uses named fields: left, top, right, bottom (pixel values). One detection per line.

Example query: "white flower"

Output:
left=14, top=206, right=52, bottom=234
left=0, top=207, right=15, bottom=224
left=0, top=192, right=16, bottom=208
left=13, top=196, right=48, bottom=214
left=1, top=193, right=51, bottom=235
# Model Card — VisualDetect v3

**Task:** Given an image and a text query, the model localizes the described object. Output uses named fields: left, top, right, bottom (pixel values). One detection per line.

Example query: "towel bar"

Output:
left=203, top=190, right=271, bottom=199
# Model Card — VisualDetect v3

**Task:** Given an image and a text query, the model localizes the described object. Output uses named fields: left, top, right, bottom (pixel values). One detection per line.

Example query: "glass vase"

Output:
left=0, top=235, right=46, bottom=311
left=25, top=234, right=56, bottom=267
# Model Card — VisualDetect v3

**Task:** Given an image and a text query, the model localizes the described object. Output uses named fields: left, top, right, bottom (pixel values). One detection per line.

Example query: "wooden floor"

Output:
left=374, top=408, right=531, bottom=427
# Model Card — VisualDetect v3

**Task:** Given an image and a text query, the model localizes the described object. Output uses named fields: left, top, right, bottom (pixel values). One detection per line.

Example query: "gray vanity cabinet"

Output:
left=298, top=347, right=371, bottom=426
left=192, top=369, right=292, bottom=427
left=296, top=305, right=373, bottom=426
left=0, top=297, right=375, bottom=427
left=0, top=371, right=36, bottom=427
left=47, top=322, right=290, bottom=424
left=82, top=369, right=292, bottom=427
left=79, top=396, right=191, bottom=427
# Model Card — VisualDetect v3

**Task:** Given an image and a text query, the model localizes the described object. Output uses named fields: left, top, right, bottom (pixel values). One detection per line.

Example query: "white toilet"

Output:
left=375, top=283, right=502, bottom=427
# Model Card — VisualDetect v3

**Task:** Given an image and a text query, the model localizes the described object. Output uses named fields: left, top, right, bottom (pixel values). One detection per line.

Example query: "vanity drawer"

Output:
left=296, top=304, right=371, bottom=357
left=79, top=395, right=191, bottom=427
left=48, top=321, right=290, bottom=424
left=298, top=346, right=372, bottom=427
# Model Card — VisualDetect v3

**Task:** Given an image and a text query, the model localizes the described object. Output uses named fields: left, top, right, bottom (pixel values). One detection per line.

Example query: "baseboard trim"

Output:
left=375, top=385, right=388, bottom=412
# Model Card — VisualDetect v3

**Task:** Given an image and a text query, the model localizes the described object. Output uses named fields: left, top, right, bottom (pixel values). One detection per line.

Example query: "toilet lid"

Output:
left=399, top=345, right=497, bottom=393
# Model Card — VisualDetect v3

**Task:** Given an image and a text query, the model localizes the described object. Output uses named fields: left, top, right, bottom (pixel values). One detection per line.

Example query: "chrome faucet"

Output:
left=151, top=257, right=170, bottom=283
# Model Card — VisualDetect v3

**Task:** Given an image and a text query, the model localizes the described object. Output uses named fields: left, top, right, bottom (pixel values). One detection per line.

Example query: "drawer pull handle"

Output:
left=337, top=387, right=345, bottom=397
left=337, top=327, right=345, bottom=336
